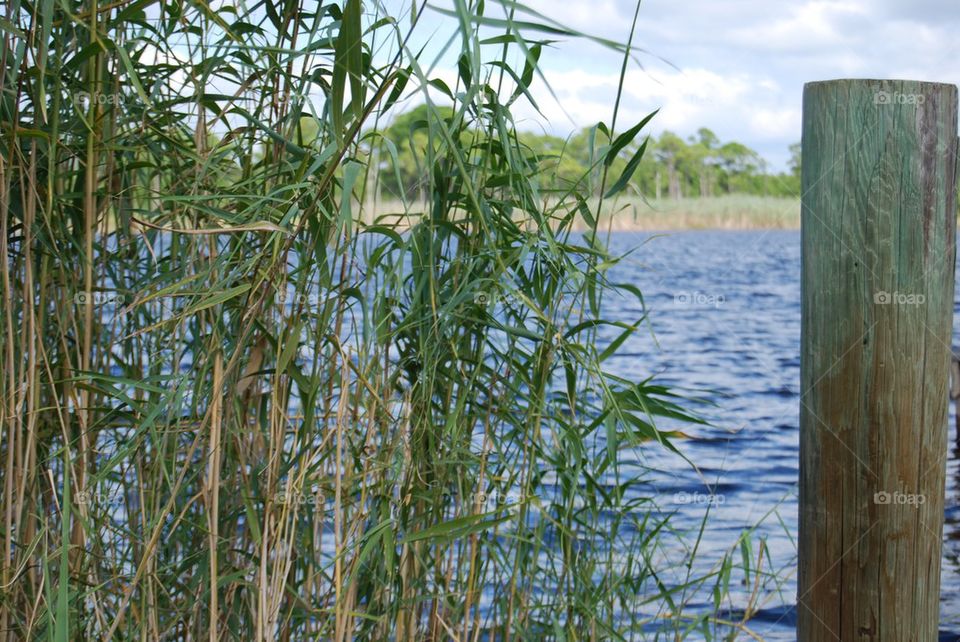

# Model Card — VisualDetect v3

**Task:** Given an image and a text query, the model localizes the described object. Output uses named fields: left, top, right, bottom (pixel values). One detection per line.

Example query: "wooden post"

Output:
left=800, top=79, right=958, bottom=640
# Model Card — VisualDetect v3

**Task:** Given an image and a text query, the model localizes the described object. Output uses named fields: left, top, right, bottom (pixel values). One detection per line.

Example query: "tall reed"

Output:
left=0, top=0, right=773, bottom=639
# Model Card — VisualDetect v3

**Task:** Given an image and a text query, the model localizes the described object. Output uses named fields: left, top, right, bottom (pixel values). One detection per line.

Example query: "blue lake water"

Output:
left=599, top=229, right=960, bottom=640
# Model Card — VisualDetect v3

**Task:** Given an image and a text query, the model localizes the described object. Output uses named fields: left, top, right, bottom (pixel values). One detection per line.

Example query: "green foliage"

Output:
left=0, top=0, right=778, bottom=640
left=377, top=111, right=801, bottom=201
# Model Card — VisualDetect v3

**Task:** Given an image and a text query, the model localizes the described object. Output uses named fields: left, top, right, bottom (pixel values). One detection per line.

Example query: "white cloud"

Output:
left=728, top=1, right=869, bottom=53
left=514, top=66, right=795, bottom=152
left=523, top=0, right=630, bottom=34
left=750, top=108, right=802, bottom=139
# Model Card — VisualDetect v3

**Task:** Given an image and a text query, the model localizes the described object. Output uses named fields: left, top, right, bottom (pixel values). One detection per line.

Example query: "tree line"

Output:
left=371, top=104, right=802, bottom=202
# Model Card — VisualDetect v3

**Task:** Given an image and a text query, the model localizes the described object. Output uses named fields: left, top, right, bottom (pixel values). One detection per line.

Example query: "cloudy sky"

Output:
left=396, top=0, right=960, bottom=171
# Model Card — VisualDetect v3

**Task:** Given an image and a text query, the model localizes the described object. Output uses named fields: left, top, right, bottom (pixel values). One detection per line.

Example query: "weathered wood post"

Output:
left=800, top=79, right=958, bottom=640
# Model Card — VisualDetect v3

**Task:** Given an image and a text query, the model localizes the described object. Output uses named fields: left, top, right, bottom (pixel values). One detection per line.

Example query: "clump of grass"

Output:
left=1, top=0, right=776, bottom=639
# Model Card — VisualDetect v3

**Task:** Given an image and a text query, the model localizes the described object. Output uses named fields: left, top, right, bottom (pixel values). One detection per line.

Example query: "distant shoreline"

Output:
left=567, top=195, right=801, bottom=231
left=364, top=195, right=802, bottom=232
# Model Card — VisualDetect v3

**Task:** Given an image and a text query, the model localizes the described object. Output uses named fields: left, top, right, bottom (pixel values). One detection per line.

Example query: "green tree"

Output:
left=655, top=131, right=686, bottom=199
left=789, top=142, right=802, bottom=179
left=377, top=104, right=456, bottom=201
